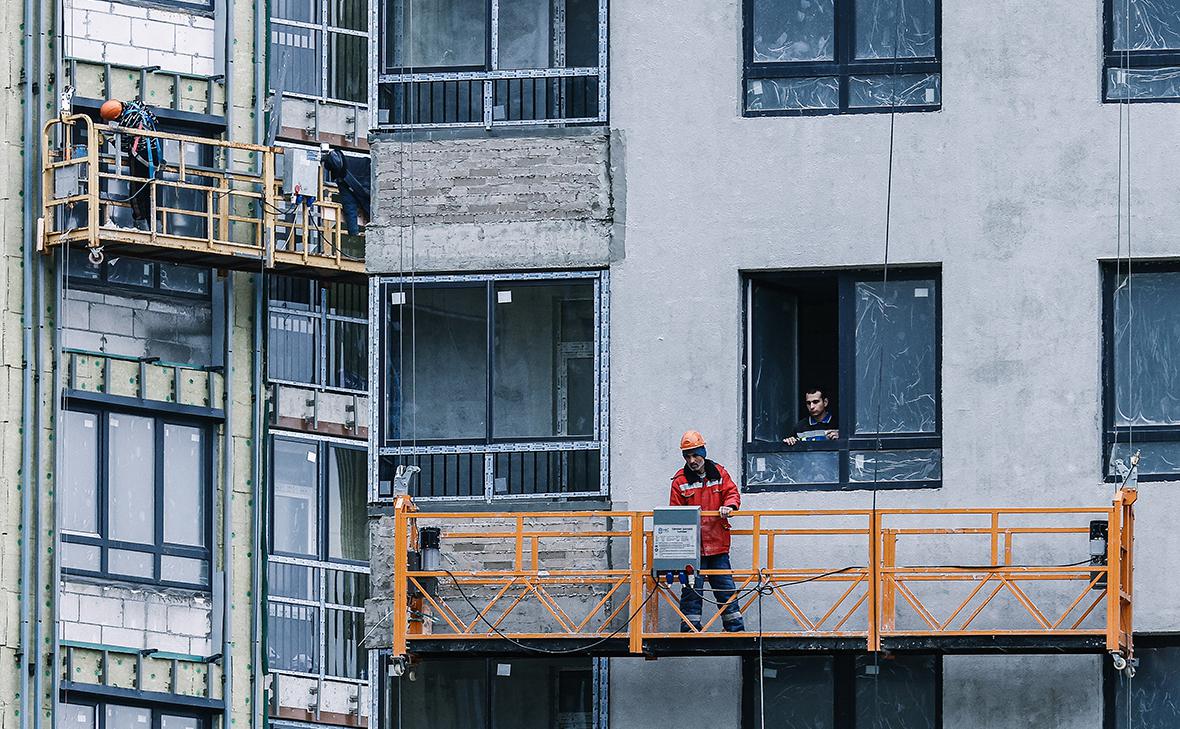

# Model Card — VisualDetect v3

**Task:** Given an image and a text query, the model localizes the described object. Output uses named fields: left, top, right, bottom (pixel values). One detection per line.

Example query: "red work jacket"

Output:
left=669, top=460, right=741, bottom=556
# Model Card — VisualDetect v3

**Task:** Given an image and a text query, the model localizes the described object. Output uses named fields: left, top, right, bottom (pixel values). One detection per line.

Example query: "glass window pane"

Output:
left=328, top=319, right=368, bottom=391
left=164, top=424, right=205, bottom=547
left=272, top=24, right=323, bottom=96
left=325, top=607, right=367, bottom=679
left=326, top=567, right=370, bottom=607
left=330, top=31, right=369, bottom=103
left=327, top=280, right=367, bottom=317
left=108, top=549, right=155, bottom=579
left=67, top=248, right=101, bottom=280
left=493, top=282, right=595, bottom=439
left=499, top=0, right=551, bottom=69
left=389, top=286, right=488, bottom=441
left=274, top=0, right=319, bottom=23
left=849, top=73, right=940, bottom=108
left=108, top=414, right=156, bottom=544
left=854, top=0, right=936, bottom=59
left=62, top=411, right=99, bottom=534
left=749, top=656, right=835, bottom=728
left=1107, top=66, right=1180, bottom=100
left=107, top=256, right=154, bottom=287
left=269, top=562, right=318, bottom=600
left=749, top=284, right=798, bottom=443
left=58, top=704, right=96, bottom=729
left=269, top=311, right=318, bottom=384
left=491, top=659, right=593, bottom=727
left=747, top=451, right=840, bottom=487
left=61, top=542, right=100, bottom=571
left=854, top=654, right=937, bottom=728
left=752, top=0, right=834, bottom=62
left=1114, top=0, right=1180, bottom=51
left=850, top=449, right=941, bottom=482
left=107, top=705, right=152, bottom=729
left=746, top=77, right=839, bottom=111
left=159, top=264, right=210, bottom=295
left=273, top=439, right=319, bottom=557
left=564, top=0, right=600, bottom=67
left=854, top=280, right=938, bottom=434
left=1114, top=645, right=1180, bottom=728
left=1113, top=272, right=1180, bottom=425
left=389, top=0, right=487, bottom=68
left=161, top=556, right=209, bottom=586
left=391, top=658, right=489, bottom=729
left=161, top=716, right=200, bottom=729
left=1110, top=440, right=1180, bottom=477
left=271, top=275, right=317, bottom=311
left=330, top=0, right=368, bottom=31
left=268, top=602, right=319, bottom=673
left=328, top=446, right=369, bottom=561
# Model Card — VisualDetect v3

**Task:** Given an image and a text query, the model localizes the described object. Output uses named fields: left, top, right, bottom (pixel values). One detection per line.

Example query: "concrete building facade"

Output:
left=364, top=1, right=1180, bottom=728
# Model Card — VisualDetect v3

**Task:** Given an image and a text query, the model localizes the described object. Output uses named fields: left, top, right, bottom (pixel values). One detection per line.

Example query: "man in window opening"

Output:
left=669, top=430, right=745, bottom=633
left=784, top=387, right=839, bottom=445
left=322, top=149, right=370, bottom=243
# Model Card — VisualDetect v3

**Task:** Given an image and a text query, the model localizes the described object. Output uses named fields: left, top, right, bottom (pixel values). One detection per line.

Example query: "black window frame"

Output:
left=267, top=274, right=369, bottom=394
left=66, top=249, right=214, bottom=302
left=742, top=0, right=942, bottom=117
left=1102, top=0, right=1180, bottom=103
left=270, top=0, right=371, bottom=105
left=57, top=697, right=212, bottom=729
left=60, top=403, right=215, bottom=591
left=1100, top=262, right=1180, bottom=482
left=743, top=268, right=943, bottom=492
left=741, top=653, right=943, bottom=729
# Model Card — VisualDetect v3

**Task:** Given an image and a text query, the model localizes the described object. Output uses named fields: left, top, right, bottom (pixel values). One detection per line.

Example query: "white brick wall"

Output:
left=60, top=580, right=214, bottom=656
left=64, top=0, right=216, bottom=77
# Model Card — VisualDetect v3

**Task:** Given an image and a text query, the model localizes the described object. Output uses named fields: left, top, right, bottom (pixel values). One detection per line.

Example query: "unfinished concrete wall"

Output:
left=63, top=0, right=217, bottom=75
left=63, top=288, right=215, bottom=366
left=367, top=130, right=614, bottom=273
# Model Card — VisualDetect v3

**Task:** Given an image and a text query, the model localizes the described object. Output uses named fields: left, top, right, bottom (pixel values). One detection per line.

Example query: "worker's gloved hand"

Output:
left=718, top=506, right=734, bottom=518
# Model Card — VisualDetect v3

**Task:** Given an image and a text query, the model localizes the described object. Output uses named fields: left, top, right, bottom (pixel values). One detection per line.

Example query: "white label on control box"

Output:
left=653, top=525, right=697, bottom=561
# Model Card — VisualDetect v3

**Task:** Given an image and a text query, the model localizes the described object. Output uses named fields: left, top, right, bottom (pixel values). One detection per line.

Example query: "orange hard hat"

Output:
left=99, top=99, right=124, bottom=121
left=679, top=430, right=706, bottom=451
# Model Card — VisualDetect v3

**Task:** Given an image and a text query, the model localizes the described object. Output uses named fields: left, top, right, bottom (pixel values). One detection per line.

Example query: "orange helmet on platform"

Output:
left=679, top=430, right=706, bottom=451
left=99, top=99, right=124, bottom=121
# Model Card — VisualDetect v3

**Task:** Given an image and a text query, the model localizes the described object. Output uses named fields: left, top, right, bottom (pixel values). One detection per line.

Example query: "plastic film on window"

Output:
left=854, top=0, right=936, bottom=59
left=747, top=451, right=840, bottom=487
left=854, top=281, right=937, bottom=434
left=849, top=73, right=940, bottom=107
left=1107, top=66, right=1180, bottom=100
left=752, top=0, right=835, bottom=61
left=746, top=77, right=839, bottom=111
left=1113, top=272, right=1180, bottom=426
left=849, top=449, right=941, bottom=482
left=1109, top=440, right=1180, bottom=477
left=1113, top=0, right=1180, bottom=51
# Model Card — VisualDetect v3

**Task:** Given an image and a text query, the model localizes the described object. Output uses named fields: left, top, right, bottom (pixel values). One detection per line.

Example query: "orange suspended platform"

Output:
left=386, top=489, right=1136, bottom=662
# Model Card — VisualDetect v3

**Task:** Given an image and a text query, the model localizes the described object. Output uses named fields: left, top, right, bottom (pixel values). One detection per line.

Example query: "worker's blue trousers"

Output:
left=679, top=553, right=745, bottom=632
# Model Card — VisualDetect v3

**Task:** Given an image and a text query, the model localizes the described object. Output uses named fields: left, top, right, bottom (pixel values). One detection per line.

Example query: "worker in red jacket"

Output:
left=669, top=430, right=744, bottom=632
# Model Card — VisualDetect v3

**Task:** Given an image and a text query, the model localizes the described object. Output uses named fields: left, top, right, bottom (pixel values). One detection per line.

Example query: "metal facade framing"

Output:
left=272, top=0, right=372, bottom=108
left=370, top=0, right=610, bottom=130
left=370, top=270, right=610, bottom=503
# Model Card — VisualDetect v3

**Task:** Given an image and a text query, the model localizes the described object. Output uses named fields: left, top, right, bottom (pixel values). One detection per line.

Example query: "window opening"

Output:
left=744, top=0, right=942, bottom=116
left=269, top=274, right=369, bottom=392
left=268, top=435, right=369, bottom=681
left=272, top=0, right=371, bottom=105
left=1104, top=0, right=1180, bottom=101
left=375, top=0, right=608, bottom=129
left=58, top=701, right=211, bottom=729
left=745, top=269, right=941, bottom=491
left=1102, top=264, right=1180, bottom=480
left=60, top=408, right=212, bottom=589
left=377, top=272, right=608, bottom=501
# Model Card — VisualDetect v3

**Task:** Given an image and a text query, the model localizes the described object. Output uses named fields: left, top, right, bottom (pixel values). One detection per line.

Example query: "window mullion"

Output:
left=489, top=0, right=499, bottom=70
left=99, top=412, right=110, bottom=574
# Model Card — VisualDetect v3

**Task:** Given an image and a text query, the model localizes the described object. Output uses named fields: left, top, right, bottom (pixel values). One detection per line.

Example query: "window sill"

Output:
left=63, top=570, right=212, bottom=595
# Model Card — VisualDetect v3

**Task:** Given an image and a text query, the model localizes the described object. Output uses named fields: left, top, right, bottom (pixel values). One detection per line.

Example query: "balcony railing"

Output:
left=41, top=114, right=364, bottom=275
left=386, top=489, right=1137, bottom=662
